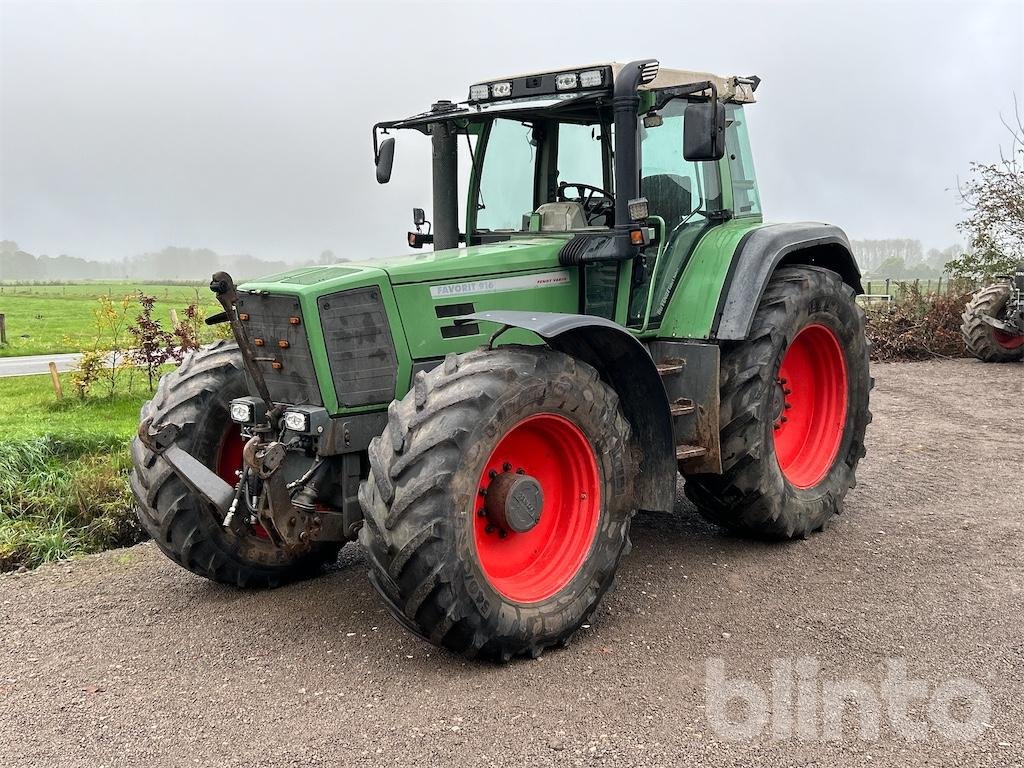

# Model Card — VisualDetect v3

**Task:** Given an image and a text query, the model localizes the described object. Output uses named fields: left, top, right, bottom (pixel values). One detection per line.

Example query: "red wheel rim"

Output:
left=993, top=329, right=1024, bottom=350
left=772, top=324, right=849, bottom=489
left=473, top=413, right=600, bottom=603
left=216, top=424, right=269, bottom=539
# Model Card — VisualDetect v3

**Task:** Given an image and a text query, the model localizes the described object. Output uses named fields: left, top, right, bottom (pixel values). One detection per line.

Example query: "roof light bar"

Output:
left=467, top=66, right=612, bottom=103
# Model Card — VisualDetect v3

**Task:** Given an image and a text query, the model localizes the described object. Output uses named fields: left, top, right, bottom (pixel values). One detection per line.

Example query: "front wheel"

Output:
left=130, top=341, right=339, bottom=587
left=358, top=346, right=638, bottom=660
left=684, top=266, right=872, bottom=539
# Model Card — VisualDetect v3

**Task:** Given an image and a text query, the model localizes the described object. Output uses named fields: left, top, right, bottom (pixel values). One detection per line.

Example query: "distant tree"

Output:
left=949, top=97, right=1024, bottom=281
left=319, top=249, right=336, bottom=264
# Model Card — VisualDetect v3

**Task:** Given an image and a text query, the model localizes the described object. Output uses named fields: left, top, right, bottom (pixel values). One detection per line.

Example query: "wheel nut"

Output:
left=498, top=529, right=507, bottom=539
left=485, top=524, right=495, bottom=534
left=502, top=462, right=512, bottom=472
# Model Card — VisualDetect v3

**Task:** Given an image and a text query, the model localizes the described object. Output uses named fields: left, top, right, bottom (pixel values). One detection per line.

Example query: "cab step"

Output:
left=656, top=359, right=685, bottom=376
left=670, top=398, right=696, bottom=417
left=675, top=444, right=708, bottom=461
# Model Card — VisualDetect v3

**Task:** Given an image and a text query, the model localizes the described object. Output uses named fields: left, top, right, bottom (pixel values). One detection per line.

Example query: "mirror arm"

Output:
left=647, top=80, right=718, bottom=115
left=372, top=123, right=391, bottom=164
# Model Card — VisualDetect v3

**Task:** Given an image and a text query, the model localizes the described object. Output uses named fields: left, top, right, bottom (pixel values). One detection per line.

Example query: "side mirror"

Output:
left=375, top=137, right=395, bottom=184
left=683, top=101, right=725, bottom=162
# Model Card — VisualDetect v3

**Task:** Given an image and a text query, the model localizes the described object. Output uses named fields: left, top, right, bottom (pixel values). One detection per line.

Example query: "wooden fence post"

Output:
left=0, top=313, right=6, bottom=345
left=885, top=278, right=891, bottom=296
left=48, top=362, right=64, bottom=401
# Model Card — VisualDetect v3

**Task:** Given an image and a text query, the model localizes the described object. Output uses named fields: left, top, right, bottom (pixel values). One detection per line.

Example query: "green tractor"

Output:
left=132, top=60, right=871, bottom=660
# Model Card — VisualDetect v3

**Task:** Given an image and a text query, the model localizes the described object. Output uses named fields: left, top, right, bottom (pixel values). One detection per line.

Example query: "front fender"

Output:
left=464, top=310, right=675, bottom=513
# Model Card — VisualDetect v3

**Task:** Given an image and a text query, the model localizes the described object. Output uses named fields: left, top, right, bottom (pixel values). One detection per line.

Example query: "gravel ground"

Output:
left=1, top=359, right=1022, bottom=767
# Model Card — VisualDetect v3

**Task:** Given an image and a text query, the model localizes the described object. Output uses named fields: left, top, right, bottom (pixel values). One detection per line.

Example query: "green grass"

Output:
left=0, top=370, right=157, bottom=570
left=0, top=282, right=219, bottom=357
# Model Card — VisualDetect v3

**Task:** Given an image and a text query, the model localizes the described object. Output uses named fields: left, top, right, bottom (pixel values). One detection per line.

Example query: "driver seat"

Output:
left=534, top=201, right=588, bottom=232
left=641, top=174, right=692, bottom=230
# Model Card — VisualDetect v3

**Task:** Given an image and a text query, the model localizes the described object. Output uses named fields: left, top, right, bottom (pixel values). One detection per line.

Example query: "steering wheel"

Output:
left=556, top=182, right=615, bottom=225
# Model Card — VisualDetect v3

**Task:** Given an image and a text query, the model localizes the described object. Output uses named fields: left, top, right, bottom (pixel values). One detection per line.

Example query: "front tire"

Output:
left=359, top=346, right=637, bottom=660
left=961, top=283, right=1024, bottom=363
left=684, top=266, right=872, bottom=539
left=130, top=341, right=339, bottom=587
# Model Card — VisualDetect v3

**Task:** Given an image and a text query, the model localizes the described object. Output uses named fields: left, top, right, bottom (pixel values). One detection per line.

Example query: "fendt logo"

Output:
left=430, top=271, right=571, bottom=299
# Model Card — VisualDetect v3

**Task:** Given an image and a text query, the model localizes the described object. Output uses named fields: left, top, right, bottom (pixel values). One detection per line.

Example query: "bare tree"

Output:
left=949, top=96, right=1024, bottom=281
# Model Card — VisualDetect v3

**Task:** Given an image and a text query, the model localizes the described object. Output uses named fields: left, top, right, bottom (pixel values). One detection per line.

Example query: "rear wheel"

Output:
left=130, top=341, right=338, bottom=587
left=684, top=266, right=872, bottom=538
left=961, top=283, right=1024, bottom=362
left=359, top=346, right=637, bottom=660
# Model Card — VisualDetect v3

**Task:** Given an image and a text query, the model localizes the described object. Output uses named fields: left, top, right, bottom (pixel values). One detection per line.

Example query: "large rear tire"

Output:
left=684, top=266, right=872, bottom=539
left=961, top=283, right=1024, bottom=363
left=130, top=341, right=339, bottom=587
left=359, top=346, right=637, bottom=660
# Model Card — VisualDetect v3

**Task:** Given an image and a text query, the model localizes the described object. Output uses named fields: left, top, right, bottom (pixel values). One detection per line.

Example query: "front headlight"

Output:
left=230, top=401, right=254, bottom=424
left=282, top=411, right=309, bottom=432
left=229, top=396, right=267, bottom=425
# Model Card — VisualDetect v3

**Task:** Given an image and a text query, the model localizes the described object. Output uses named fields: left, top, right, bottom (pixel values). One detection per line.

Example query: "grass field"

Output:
left=0, top=282, right=220, bottom=357
left=0, top=370, right=154, bottom=570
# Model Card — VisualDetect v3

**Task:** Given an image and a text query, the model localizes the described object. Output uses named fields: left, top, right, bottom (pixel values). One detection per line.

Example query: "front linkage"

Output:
left=137, top=271, right=347, bottom=554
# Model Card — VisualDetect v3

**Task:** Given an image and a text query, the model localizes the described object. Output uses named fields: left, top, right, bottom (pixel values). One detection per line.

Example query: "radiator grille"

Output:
left=234, top=293, right=322, bottom=406
left=317, top=287, right=398, bottom=408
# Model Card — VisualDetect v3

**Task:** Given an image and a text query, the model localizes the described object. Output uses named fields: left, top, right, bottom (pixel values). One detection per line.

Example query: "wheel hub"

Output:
left=484, top=470, right=544, bottom=534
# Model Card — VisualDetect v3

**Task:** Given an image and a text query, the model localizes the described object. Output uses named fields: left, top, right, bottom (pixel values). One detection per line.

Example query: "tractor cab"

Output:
left=373, top=61, right=762, bottom=327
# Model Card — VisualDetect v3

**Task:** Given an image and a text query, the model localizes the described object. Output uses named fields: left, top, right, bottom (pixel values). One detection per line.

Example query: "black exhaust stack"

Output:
left=430, top=101, right=460, bottom=251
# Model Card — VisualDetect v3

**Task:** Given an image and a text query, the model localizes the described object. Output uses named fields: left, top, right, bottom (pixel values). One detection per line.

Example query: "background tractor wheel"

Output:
left=130, top=341, right=339, bottom=587
left=961, top=283, right=1024, bottom=363
left=684, top=266, right=872, bottom=539
left=359, top=346, right=637, bottom=661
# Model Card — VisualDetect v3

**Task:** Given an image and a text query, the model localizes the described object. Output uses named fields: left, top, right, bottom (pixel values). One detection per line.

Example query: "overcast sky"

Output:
left=1, top=0, right=1022, bottom=263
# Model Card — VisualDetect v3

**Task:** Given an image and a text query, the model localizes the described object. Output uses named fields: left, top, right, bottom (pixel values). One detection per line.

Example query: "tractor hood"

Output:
left=241, top=235, right=571, bottom=293
left=371, top=235, right=571, bottom=284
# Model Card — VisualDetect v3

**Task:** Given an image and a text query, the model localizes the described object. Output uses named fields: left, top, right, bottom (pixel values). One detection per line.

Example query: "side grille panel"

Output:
left=235, top=293, right=322, bottom=406
left=318, top=287, right=398, bottom=408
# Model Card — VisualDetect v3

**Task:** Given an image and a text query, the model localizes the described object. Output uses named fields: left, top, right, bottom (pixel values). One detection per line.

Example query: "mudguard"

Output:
left=713, top=223, right=863, bottom=340
left=463, top=310, right=676, bottom=513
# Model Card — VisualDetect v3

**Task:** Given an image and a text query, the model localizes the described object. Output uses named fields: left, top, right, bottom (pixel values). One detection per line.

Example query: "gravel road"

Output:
left=1, top=359, right=1022, bottom=767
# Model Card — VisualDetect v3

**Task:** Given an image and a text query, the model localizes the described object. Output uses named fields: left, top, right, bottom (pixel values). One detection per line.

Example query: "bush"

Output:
left=865, top=282, right=975, bottom=361
left=0, top=436, right=145, bottom=571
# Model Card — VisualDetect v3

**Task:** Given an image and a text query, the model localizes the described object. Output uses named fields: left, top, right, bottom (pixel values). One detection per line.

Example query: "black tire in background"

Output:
left=961, top=283, right=1024, bottom=363
left=359, top=346, right=637, bottom=661
left=684, top=266, right=872, bottom=539
left=130, top=341, right=338, bottom=587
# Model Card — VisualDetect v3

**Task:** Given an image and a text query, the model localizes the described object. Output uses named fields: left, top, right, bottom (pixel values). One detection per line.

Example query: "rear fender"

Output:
left=463, top=311, right=676, bottom=513
left=714, top=223, right=863, bottom=340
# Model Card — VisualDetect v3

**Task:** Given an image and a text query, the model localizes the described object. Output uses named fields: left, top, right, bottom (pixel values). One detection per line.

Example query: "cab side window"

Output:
left=639, top=101, right=721, bottom=227
left=725, top=104, right=761, bottom=216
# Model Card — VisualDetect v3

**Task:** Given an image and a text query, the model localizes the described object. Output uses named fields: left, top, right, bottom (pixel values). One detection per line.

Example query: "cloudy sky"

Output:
left=1, top=0, right=1022, bottom=263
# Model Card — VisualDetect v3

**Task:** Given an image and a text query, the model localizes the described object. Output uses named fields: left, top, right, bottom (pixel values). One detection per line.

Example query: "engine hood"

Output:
left=369, top=236, right=570, bottom=284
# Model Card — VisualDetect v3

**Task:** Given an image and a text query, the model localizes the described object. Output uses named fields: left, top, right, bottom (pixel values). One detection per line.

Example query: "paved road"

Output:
left=0, top=352, right=82, bottom=377
left=1, top=359, right=1022, bottom=767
